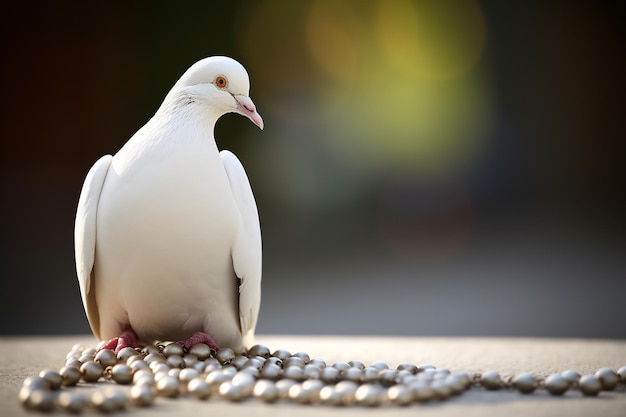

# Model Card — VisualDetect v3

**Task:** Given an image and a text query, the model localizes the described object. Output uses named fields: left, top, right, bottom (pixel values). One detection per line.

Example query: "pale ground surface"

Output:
left=1, top=335, right=625, bottom=417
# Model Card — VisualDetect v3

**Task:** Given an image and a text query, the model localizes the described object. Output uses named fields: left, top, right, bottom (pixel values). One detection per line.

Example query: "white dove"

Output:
left=74, top=56, right=263, bottom=354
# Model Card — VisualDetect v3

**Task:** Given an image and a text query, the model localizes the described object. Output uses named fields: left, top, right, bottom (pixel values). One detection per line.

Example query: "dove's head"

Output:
left=171, top=56, right=263, bottom=130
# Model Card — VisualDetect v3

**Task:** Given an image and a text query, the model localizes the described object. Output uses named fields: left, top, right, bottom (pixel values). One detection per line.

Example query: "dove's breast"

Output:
left=93, top=132, right=241, bottom=345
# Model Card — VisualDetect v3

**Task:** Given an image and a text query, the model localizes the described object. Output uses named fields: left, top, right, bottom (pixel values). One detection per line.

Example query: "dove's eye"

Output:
left=215, top=76, right=228, bottom=89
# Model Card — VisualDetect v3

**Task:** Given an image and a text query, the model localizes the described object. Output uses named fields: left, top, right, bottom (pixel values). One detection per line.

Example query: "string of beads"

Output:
left=19, top=342, right=626, bottom=412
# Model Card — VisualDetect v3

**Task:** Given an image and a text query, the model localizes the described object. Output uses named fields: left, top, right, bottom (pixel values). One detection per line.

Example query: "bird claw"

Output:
left=98, top=329, right=140, bottom=354
left=179, top=332, right=221, bottom=352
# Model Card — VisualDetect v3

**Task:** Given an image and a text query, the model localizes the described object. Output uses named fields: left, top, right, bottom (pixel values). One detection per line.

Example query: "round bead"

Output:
left=349, top=360, right=365, bottom=370
left=319, top=385, right=342, bottom=406
left=254, top=380, right=279, bottom=403
left=261, top=363, right=282, bottom=380
left=189, top=343, right=212, bottom=360
left=291, top=351, right=311, bottom=363
left=133, top=369, right=155, bottom=386
left=416, top=370, right=435, bottom=381
left=480, top=371, right=502, bottom=390
left=332, top=362, right=351, bottom=372
left=283, top=365, right=305, bottom=381
left=66, top=346, right=82, bottom=360
left=183, top=354, right=199, bottom=368
left=319, top=367, right=340, bottom=384
left=561, top=370, right=581, bottom=387
left=77, top=354, right=93, bottom=364
left=59, top=366, right=81, bottom=387
left=57, top=391, right=87, bottom=413
left=231, top=372, right=256, bottom=397
left=130, top=383, right=156, bottom=406
left=154, top=371, right=169, bottom=384
left=512, top=372, right=538, bottom=394
left=451, top=371, right=472, bottom=390
left=397, top=363, right=419, bottom=374
left=264, top=357, right=283, bottom=368
left=82, top=348, right=97, bottom=358
left=579, top=375, right=602, bottom=396
left=91, top=388, right=127, bottom=413
left=110, top=364, right=133, bottom=384
left=141, top=345, right=160, bottom=355
left=129, top=358, right=149, bottom=372
left=166, top=354, right=184, bottom=369
left=150, top=362, right=169, bottom=375
left=355, top=383, right=384, bottom=407
left=116, top=347, right=139, bottom=362
left=309, top=358, right=327, bottom=368
left=179, top=368, right=200, bottom=386
left=144, top=352, right=166, bottom=364
left=431, top=380, right=453, bottom=400
left=243, top=357, right=264, bottom=370
left=362, top=367, right=381, bottom=383
left=411, top=382, right=436, bottom=402
left=275, top=379, right=298, bottom=399
left=387, top=384, right=413, bottom=405
left=216, top=348, right=236, bottom=364
left=65, top=359, right=82, bottom=369
left=303, top=379, right=325, bottom=404
left=418, top=364, right=437, bottom=372
left=80, top=361, right=103, bottom=382
left=617, top=366, right=626, bottom=383
left=396, top=369, right=413, bottom=382
left=287, top=383, right=307, bottom=404
left=544, top=374, right=569, bottom=395
left=289, top=380, right=324, bottom=404
left=27, top=389, right=55, bottom=412
left=446, top=374, right=469, bottom=395
left=335, top=380, right=359, bottom=405
left=247, top=344, right=271, bottom=358
left=203, top=358, right=222, bottom=373
left=168, top=368, right=181, bottom=379
left=162, top=343, right=184, bottom=357
left=231, top=355, right=249, bottom=369
left=205, top=369, right=234, bottom=391
left=271, top=349, right=291, bottom=361
left=22, top=376, right=50, bottom=390
left=398, top=375, right=418, bottom=386
left=38, top=369, right=62, bottom=390
left=219, top=381, right=245, bottom=401
left=94, top=349, right=117, bottom=368
left=284, top=357, right=305, bottom=368
left=157, top=375, right=180, bottom=397
left=188, top=377, right=211, bottom=399
left=239, top=364, right=260, bottom=378
left=595, top=368, right=620, bottom=390
left=342, top=367, right=363, bottom=382
left=370, top=361, right=389, bottom=370
left=378, top=369, right=398, bottom=387
left=303, top=364, right=322, bottom=379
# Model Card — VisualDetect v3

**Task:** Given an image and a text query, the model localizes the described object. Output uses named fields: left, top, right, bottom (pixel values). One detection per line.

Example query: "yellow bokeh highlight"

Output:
left=305, top=0, right=491, bottom=176
left=376, top=0, right=486, bottom=81
left=318, top=70, right=492, bottom=176
left=306, top=0, right=362, bottom=81
left=241, top=0, right=492, bottom=178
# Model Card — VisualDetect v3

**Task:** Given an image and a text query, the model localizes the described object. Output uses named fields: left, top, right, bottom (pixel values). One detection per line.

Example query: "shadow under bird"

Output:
left=74, top=56, right=263, bottom=353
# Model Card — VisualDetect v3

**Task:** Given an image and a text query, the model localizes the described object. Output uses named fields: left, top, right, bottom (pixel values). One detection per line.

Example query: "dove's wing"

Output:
left=75, top=154, right=113, bottom=340
left=220, top=150, right=262, bottom=348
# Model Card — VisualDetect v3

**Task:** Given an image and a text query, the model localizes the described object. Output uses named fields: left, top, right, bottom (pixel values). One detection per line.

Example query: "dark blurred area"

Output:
left=1, top=1, right=624, bottom=338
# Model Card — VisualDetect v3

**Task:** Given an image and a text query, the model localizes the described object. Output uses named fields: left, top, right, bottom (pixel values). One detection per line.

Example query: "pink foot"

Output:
left=98, top=329, right=141, bottom=354
left=179, top=332, right=220, bottom=352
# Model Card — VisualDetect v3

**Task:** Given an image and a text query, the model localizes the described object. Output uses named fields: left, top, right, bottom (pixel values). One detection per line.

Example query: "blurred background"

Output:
left=1, top=1, right=624, bottom=339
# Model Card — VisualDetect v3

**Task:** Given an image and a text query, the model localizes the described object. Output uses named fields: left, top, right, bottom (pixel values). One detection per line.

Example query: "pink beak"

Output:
left=234, top=94, right=264, bottom=130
